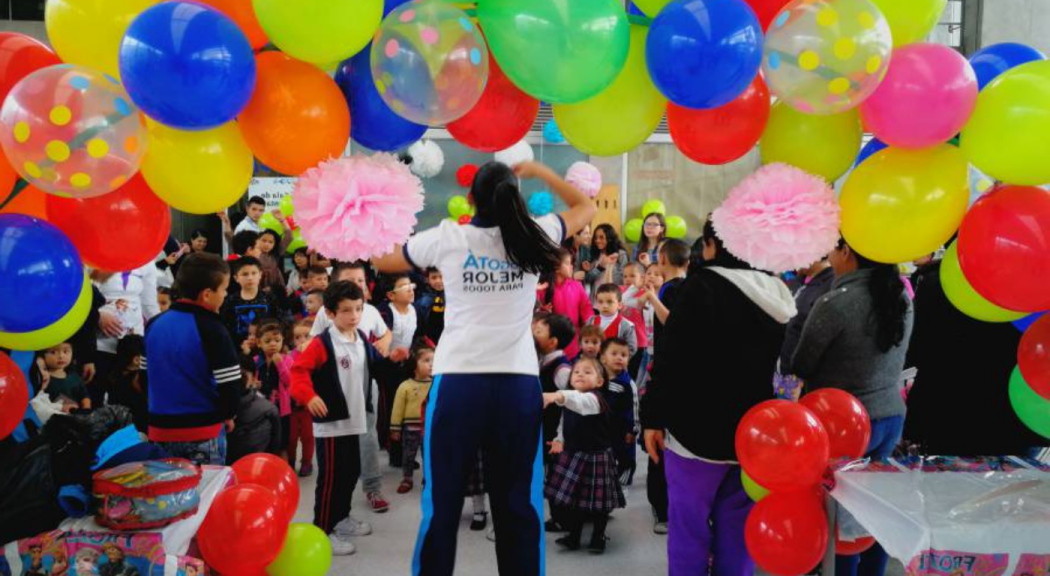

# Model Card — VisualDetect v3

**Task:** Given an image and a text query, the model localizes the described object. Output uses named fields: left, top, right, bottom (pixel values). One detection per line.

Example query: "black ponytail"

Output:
left=472, top=162, right=562, bottom=276
left=839, top=238, right=908, bottom=352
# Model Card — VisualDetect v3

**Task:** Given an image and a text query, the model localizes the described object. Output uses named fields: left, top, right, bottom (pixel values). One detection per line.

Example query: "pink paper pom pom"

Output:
left=566, top=162, right=602, bottom=199
left=294, top=154, right=425, bottom=262
left=711, top=163, right=840, bottom=274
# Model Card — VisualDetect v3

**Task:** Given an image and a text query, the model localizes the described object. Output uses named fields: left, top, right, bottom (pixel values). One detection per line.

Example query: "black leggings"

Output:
left=558, top=507, right=609, bottom=544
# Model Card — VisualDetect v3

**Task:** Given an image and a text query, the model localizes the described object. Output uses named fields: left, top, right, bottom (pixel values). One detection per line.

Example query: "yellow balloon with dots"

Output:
left=0, top=64, right=147, bottom=199
left=763, top=0, right=893, bottom=115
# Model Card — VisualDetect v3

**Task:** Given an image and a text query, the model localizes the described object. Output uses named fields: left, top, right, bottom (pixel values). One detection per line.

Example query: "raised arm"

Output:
left=513, top=162, right=595, bottom=238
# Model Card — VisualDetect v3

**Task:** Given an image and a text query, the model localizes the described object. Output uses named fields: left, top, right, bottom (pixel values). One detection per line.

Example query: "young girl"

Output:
left=577, top=324, right=604, bottom=361
left=390, top=346, right=434, bottom=493
left=286, top=247, right=310, bottom=295
left=537, top=248, right=593, bottom=358
left=286, top=319, right=315, bottom=476
left=636, top=263, right=665, bottom=387
left=40, top=341, right=90, bottom=410
left=255, top=228, right=291, bottom=304
left=543, top=356, right=625, bottom=553
left=254, top=321, right=291, bottom=461
left=632, top=213, right=667, bottom=266
left=620, top=262, right=651, bottom=378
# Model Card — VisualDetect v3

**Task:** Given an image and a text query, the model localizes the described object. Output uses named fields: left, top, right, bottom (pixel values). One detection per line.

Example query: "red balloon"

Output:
left=447, top=55, right=540, bottom=153
left=735, top=400, right=830, bottom=492
left=799, top=389, right=872, bottom=460
left=744, top=0, right=793, bottom=30
left=745, top=490, right=829, bottom=576
left=198, top=485, right=286, bottom=575
left=0, top=33, right=62, bottom=104
left=667, top=75, right=770, bottom=165
left=958, top=186, right=1050, bottom=312
left=45, top=174, right=170, bottom=272
left=0, top=353, right=29, bottom=440
left=1019, top=314, right=1050, bottom=400
left=231, top=453, right=300, bottom=524
left=836, top=534, right=876, bottom=555
left=456, top=164, right=479, bottom=188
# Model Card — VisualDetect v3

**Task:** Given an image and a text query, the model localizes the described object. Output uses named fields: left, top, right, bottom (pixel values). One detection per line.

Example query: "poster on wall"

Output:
left=247, top=177, right=296, bottom=211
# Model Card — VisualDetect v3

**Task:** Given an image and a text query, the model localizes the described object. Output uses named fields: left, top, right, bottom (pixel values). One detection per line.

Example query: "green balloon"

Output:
left=258, top=212, right=284, bottom=234
left=666, top=215, right=687, bottom=239
left=624, top=218, right=643, bottom=243
left=941, top=243, right=1026, bottom=323
left=286, top=229, right=306, bottom=254
left=279, top=195, right=295, bottom=217
left=448, top=195, right=471, bottom=219
left=266, top=523, right=332, bottom=576
left=1009, top=366, right=1050, bottom=439
left=641, top=199, right=666, bottom=218
left=741, top=470, right=770, bottom=502
left=478, top=0, right=630, bottom=104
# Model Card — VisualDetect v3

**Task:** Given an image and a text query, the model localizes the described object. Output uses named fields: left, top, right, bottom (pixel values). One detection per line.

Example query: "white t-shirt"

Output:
left=405, top=214, right=565, bottom=375
left=310, top=302, right=389, bottom=340
left=313, top=328, right=368, bottom=438
left=234, top=217, right=261, bottom=235
left=390, top=305, right=417, bottom=351
left=95, top=263, right=161, bottom=354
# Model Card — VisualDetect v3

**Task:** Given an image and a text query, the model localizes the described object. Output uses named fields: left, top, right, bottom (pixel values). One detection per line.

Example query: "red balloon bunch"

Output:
left=0, top=353, right=29, bottom=440
left=1019, top=314, right=1050, bottom=400
left=735, top=400, right=830, bottom=492
left=197, top=484, right=287, bottom=576
left=745, top=489, right=828, bottom=576
left=231, top=453, right=300, bottom=524
left=668, top=75, right=771, bottom=166
left=799, top=389, right=872, bottom=460
left=448, top=56, right=540, bottom=153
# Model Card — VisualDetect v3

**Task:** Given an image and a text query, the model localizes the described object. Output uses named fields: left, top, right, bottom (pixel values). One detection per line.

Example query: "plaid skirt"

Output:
left=544, top=449, right=626, bottom=513
left=464, top=450, right=485, bottom=496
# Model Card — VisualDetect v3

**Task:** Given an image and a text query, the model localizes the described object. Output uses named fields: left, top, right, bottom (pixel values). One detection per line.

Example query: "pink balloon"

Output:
left=860, top=43, right=978, bottom=149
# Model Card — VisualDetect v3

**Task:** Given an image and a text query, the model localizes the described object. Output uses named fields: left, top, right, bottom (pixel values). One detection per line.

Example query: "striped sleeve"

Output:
left=198, top=315, right=243, bottom=421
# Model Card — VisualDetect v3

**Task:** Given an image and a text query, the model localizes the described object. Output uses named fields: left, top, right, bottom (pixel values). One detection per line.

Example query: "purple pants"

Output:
left=665, top=450, right=754, bottom=576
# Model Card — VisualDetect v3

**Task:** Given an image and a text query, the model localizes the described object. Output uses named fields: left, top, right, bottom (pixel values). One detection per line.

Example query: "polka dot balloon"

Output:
left=0, top=64, right=147, bottom=198
left=763, top=0, right=892, bottom=115
left=371, top=0, right=489, bottom=126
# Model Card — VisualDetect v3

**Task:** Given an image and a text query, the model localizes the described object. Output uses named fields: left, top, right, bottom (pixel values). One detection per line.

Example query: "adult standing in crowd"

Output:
left=92, top=263, right=161, bottom=403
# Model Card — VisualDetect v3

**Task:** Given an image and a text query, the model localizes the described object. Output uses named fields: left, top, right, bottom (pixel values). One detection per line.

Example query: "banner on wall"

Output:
left=247, top=177, right=297, bottom=211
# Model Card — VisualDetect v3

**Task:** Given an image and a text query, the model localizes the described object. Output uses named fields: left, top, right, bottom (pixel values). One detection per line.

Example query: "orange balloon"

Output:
left=0, top=179, right=48, bottom=220
left=238, top=52, right=350, bottom=175
left=197, top=0, right=268, bottom=50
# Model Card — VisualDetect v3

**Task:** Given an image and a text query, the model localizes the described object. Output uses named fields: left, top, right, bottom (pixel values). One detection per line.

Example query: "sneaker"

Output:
left=653, top=521, right=668, bottom=535
left=299, top=463, right=313, bottom=478
left=544, top=519, right=565, bottom=533
left=486, top=528, right=496, bottom=542
left=555, top=535, right=581, bottom=551
left=588, top=535, right=607, bottom=554
left=470, top=512, right=488, bottom=531
left=367, top=491, right=390, bottom=513
left=329, top=533, right=357, bottom=556
left=334, top=515, right=373, bottom=538
left=397, top=479, right=413, bottom=494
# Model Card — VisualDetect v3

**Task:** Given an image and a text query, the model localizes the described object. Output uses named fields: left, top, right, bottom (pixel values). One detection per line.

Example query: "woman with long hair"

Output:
left=374, top=161, right=595, bottom=576
left=632, top=212, right=667, bottom=266
left=585, top=223, right=630, bottom=290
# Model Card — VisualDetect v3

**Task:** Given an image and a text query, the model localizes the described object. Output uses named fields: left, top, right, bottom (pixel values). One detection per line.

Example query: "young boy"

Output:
left=304, top=290, right=324, bottom=321
left=291, top=281, right=383, bottom=556
left=577, top=324, right=604, bottom=361
left=532, top=312, right=575, bottom=532
left=291, top=266, right=329, bottom=319
left=142, top=253, right=242, bottom=465
left=600, top=337, right=638, bottom=485
left=226, top=357, right=282, bottom=464
left=644, top=239, right=690, bottom=345
left=227, top=195, right=267, bottom=238
left=591, top=283, right=639, bottom=357
left=157, top=286, right=173, bottom=313
left=229, top=230, right=262, bottom=262
left=379, top=274, right=421, bottom=363
left=221, top=257, right=281, bottom=345
left=417, top=267, right=445, bottom=344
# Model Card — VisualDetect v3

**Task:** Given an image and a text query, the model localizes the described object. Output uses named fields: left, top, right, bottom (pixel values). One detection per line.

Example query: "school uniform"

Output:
left=589, top=313, right=639, bottom=357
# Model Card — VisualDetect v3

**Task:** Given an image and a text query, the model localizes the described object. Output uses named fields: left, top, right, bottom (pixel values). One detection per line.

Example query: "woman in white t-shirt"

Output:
left=92, top=263, right=161, bottom=404
left=375, top=161, right=595, bottom=576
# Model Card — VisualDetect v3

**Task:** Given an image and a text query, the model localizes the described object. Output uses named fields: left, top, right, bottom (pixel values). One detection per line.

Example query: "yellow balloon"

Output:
left=0, top=275, right=91, bottom=351
left=840, top=145, right=969, bottom=264
left=760, top=102, right=862, bottom=182
left=141, top=120, right=253, bottom=214
left=961, top=61, right=1050, bottom=186
left=940, top=243, right=1027, bottom=323
left=45, top=0, right=159, bottom=77
left=553, top=26, right=667, bottom=157
left=633, top=0, right=672, bottom=17
left=870, top=0, right=947, bottom=47
left=253, top=0, right=383, bottom=64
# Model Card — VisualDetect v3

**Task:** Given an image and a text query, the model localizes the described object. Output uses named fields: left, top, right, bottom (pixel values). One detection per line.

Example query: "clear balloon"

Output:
left=240, top=52, right=349, bottom=176
left=760, top=103, right=862, bottom=182
left=553, top=26, right=667, bottom=156
left=371, top=1, right=488, bottom=126
left=231, top=453, right=300, bottom=524
left=745, top=489, right=829, bottom=576
left=1009, top=366, right=1050, bottom=439
left=763, top=0, right=892, bottom=115
left=869, top=0, right=947, bottom=48
left=266, top=523, right=332, bottom=576
left=840, top=145, right=969, bottom=264
left=141, top=120, right=253, bottom=214
left=1019, top=314, right=1050, bottom=400
left=940, top=242, right=1026, bottom=323
left=957, top=185, right=1050, bottom=312
left=970, top=43, right=1046, bottom=91
left=252, top=0, right=382, bottom=65
left=0, top=33, right=62, bottom=104
left=799, top=389, right=871, bottom=460
left=447, top=55, right=539, bottom=153
left=746, top=0, right=794, bottom=30
left=0, top=65, right=148, bottom=198
left=668, top=75, right=770, bottom=165
left=478, top=0, right=630, bottom=104
left=0, top=352, right=29, bottom=440
left=735, top=400, right=830, bottom=492
left=961, top=61, right=1050, bottom=186
left=119, top=2, right=256, bottom=130
left=335, top=45, right=426, bottom=153
left=197, top=0, right=269, bottom=50
left=623, top=218, right=643, bottom=243
left=860, top=44, right=977, bottom=149
left=45, top=0, right=159, bottom=77
left=0, top=274, right=92, bottom=351
left=0, top=214, right=84, bottom=333
left=198, top=485, right=286, bottom=575
left=647, top=0, right=764, bottom=109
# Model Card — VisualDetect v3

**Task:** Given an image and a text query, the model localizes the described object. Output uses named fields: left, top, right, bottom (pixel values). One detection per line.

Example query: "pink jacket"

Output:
left=539, top=278, right=594, bottom=358
left=256, top=354, right=292, bottom=417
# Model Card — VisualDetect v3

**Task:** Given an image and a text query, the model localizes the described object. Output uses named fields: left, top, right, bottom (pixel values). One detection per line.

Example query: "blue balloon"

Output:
left=335, top=45, right=427, bottom=152
left=528, top=191, right=554, bottom=216
left=855, top=138, right=888, bottom=167
left=646, top=0, right=763, bottom=109
left=1014, top=312, right=1047, bottom=333
left=0, top=215, right=83, bottom=333
left=119, top=2, right=256, bottom=130
left=543, top=120, right=565, bottom=143
left=970, top=43, right=1046, bottom=91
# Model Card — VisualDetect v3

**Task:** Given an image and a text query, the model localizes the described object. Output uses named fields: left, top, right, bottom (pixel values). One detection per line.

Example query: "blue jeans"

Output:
left=836, top=415, right=904, bottom=576
left=157, top=429, right=227, bottom=466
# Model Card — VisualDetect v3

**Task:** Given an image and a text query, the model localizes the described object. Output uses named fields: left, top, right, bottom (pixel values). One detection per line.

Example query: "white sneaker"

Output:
left=329, top=533, right=357, bottom=556
left=335, top=515, right=373, bottom=537
left=653, top=521, right=668, bottom=535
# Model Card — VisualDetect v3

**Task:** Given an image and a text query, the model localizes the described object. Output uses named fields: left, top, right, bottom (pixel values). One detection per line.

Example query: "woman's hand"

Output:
left=644, top=429, right=666, bottom=464
left=581, top=261, right=592, bottom=272
left=98, top=310, right=124, bottom=338
left=572, top=271, right=586, bottom=281
left=82, top=363, right=96, bottom=384
left=602, top=253, right=619, bottom=268
left=512, top=161, right=551, bottom=181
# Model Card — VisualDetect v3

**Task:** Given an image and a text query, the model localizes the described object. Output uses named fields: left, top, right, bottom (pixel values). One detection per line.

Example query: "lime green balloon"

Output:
left=286, top=229, right=306, bottom=255
left=478, top=0, right=629, bottom=104
left=742, top=470, right=770, bottom=502
left=870, top=0, right=947, bottom=48
left=258, top=212, right=284, bottom=234
left=0, top=275, right=91, bottom=351
left=666, top=215, right=688, bottom=239
left=266, top=523, right=332, bottom=576
left=633, top=0, right=672, bottom=17
left=624, top=218, right=643, bottom=243
left=448, top=195, right=471, bottom=219
left=760, top=102, right=862, bottom=182
left=279, top=195, right=295, bottom=218
left=1009, top=366, right=1050, bottom=439
left=642, top=199, right=667, bottom=218
left=253, top=0, right=383, bottom=64
left=941, top=243, right=1026, bottom=323
left=553, top=26, right=667, bottom=156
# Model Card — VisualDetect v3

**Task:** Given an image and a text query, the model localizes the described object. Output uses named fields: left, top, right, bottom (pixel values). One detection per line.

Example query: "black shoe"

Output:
left=555, top=535, right=581, bottom=551
left=470, top=512, right=488, bottom=531
left=544, top=519, right=565, bottom=533
left=588, top=535, right=607, bottom=554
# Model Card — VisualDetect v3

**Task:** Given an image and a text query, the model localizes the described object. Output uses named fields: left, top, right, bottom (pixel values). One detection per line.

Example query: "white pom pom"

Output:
left=494, top=139, right=534, bottom=166
left=407, top=140, right=444, bottom=179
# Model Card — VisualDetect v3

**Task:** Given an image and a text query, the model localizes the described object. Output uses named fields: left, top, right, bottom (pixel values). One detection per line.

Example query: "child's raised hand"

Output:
left=638, top=252, right=651, bottom=266
left=542, top=391, right=563, bottom=408
left=549, top=440, right=564, bottom=455
left=307, top=396, right=328, bottom=418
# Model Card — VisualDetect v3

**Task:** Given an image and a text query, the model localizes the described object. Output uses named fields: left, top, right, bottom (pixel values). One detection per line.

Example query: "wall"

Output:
left=980, top=0, right=1050, bottom=55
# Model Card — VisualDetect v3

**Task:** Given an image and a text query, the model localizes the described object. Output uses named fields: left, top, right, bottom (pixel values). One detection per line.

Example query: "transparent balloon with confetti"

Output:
left=762, top=0, right=893, bottom=115
left=0, top=64, right=147, bottom=198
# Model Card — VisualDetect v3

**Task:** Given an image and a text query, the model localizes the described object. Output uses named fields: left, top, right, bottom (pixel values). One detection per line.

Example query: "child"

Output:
left=643, top=239, right=689, bottom=345
left=290, top=281, right=383, bottom=556
left=157, top=286, right=173, bottom=313
left=234, top=196, right=267, bottom=235
left=107, top=335, right=148, bottom=433
left=543, top=357, right=626, bottom=554
left=417, top=267, right=445, bottom=344
left=221, top=257, right=282, bottom=345
left=378, top=273, right=423, bottom=466
left=390, top=345, right=434, bottom=493
left=286, top=247, right=310, bottom=295
left=633, top=212, right=667, bottom=266
left=304, top=290, right=324, bottom=321
left=591, top=284, right=638, bottom=357
left=255, top=321, right=292, bottom=461
left=287, top=319, right=316, bottom=476
left=600, top=338, right=638, bottom=485
left=40, top=341, right=90, bottom=410
left=255, top=227, right=291, bottom=295
left=230, top=230, right=262, bottom=261
left=620, top=262, right=651, bottom=379
left=537, top=248, right=593, bottom=358
left=532, top=313, right=574, bottom=532
left=142, top=252, right=242, bottom=465
left=227, top=356, right=282, bottom=464
left=577, top=324, right=604, bottom=361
